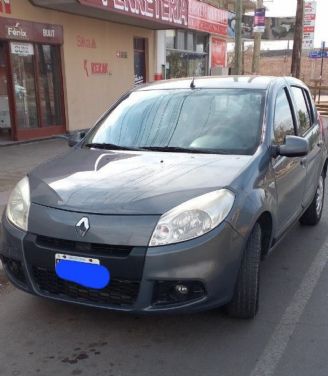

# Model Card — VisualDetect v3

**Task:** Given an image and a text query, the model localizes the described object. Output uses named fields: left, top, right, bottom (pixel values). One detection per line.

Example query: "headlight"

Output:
left=149, top=189, right=235, bottom=246
left=6, top=177, right=30, bottom=231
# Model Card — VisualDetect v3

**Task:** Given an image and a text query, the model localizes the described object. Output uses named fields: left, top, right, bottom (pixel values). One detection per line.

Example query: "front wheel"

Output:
left=224, top=223, right=262, bottom=319
left=300, top=174, right=325, bottom=226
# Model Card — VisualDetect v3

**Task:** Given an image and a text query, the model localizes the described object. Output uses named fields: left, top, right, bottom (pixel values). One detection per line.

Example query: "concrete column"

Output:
left=154, top=30, right=166, bottom=80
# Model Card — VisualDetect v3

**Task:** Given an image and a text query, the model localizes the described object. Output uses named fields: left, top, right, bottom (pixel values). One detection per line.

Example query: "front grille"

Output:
left=32, top=266, right=140, bottom=307
left=36, top=235, right=132, bottom=258
left=2, top=256, right=27, bottom=286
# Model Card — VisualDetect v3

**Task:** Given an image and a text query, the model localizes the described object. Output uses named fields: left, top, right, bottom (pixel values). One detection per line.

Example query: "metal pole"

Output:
left=252, top=0, right=263, bottom=74
left=318, top=41, right=325, bottom=104
left=234, top=0, right=243, bottom=75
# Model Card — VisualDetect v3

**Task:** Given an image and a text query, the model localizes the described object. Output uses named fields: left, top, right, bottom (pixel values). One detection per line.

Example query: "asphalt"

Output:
left=1, top=140, right=328, bottom=376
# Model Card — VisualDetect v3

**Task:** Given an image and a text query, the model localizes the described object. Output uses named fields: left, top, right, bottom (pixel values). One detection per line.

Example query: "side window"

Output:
left=291, top=86, right=312, bottom=135
left=303, top=89, right=315, bottom=124
left=273, top=89, right=296, bottom=145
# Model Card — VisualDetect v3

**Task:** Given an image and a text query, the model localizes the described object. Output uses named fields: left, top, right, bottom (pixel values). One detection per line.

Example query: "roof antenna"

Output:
left=190, top=77, right=195, bottom=89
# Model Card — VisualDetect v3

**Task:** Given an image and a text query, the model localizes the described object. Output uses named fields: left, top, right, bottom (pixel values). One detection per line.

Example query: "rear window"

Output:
left=85, top=89, right=266, bottom=155
left=291, top=86, right=312, bottom=135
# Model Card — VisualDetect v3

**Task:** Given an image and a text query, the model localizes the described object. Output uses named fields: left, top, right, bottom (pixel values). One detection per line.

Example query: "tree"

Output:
left=291, top=0, right=304, bottom=78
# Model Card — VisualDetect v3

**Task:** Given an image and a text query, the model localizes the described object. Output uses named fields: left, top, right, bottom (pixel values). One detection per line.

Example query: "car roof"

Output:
left=136, top=75, right=308, bottom=91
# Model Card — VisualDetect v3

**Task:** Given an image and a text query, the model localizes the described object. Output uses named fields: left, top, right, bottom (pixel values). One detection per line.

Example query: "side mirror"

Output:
left=68, top=130, right=86, bottom=147
left=273, top=135, right=309, bottom=158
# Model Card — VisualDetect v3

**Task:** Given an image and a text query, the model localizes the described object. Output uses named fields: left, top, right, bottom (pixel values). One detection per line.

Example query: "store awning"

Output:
left=29, top=0, right=188, bottom=30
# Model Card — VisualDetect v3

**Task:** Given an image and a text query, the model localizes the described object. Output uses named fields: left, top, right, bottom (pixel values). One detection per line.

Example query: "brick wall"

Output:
left=240, top=50, right=328, bottom=87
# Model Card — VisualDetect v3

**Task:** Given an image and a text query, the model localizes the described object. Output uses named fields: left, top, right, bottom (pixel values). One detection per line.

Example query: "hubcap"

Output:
left=316, top=176, right=324, bottom=216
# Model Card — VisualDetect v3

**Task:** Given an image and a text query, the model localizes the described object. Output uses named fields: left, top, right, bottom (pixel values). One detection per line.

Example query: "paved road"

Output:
left=1, top=141, right=328, bottom=376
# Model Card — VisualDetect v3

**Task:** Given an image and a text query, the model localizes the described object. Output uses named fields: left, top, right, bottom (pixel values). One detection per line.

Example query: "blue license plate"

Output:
left=55, top=254, right=110, bottom=289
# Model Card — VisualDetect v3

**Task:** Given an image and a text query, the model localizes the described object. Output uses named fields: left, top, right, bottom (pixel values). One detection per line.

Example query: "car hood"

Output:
left=29, top=148, right=251, bottom=215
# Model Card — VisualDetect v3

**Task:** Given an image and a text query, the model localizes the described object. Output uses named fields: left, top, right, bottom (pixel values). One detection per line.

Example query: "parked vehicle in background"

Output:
left=1, top=76, right=327, bottom=319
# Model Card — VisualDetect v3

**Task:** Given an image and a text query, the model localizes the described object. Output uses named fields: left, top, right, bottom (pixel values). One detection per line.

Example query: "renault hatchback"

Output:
left=1, top=76, right=326, bottom=319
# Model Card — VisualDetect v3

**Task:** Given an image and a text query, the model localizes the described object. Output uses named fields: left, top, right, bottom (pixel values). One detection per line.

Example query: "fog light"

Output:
left=175, top=284, right=189, bottom=295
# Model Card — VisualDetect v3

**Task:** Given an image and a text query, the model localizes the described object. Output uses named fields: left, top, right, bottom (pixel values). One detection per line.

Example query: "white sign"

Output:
left=303, top=1, right=316, bottom=50
left=10, top=42, right=34, bottom=56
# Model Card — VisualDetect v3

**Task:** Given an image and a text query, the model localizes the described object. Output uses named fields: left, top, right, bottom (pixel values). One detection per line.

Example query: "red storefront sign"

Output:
left=188, top=0, right=228, bottom=36
left=211, top=37, right=226, bottom=68
left=79, top=0, right=188, bottom=27
left=0, top=17, right=63, bottom=44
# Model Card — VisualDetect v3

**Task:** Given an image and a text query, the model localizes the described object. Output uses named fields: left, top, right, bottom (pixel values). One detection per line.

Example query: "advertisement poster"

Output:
left=303, top=1, right=316, bottom=50
left=211, top=37, right=226, bottom=68
left=253, top=8, right=266, bottom=33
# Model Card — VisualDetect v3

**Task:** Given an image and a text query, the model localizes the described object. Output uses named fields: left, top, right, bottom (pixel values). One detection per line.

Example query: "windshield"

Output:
left=84, top=89, right=265, bottom=155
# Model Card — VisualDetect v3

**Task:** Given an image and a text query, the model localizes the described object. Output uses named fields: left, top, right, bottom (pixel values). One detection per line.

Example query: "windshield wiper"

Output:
left=84, top=143, right=144, bottom=151
left=142, top=146, right=229, bottom=154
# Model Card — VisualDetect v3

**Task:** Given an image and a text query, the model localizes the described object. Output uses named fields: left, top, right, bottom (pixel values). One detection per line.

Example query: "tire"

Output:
left=299, top=174, right=325, bottom=226
left=225, top=223, right=262, bottom=319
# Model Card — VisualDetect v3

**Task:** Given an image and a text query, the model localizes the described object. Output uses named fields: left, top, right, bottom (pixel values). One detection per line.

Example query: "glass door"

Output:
left=0, top=41, right=12, bottom=141
left=10, top=42, right=38, bottom=130
left=134, top=38, right=146, bottom=86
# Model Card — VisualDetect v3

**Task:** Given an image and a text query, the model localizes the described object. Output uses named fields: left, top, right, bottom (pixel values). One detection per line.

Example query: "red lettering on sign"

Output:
left=91, top=62, right=109, bottom=74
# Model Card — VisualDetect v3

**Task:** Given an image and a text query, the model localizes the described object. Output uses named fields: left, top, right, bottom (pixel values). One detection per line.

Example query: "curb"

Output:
left=0, top=135, right=66, bottom=148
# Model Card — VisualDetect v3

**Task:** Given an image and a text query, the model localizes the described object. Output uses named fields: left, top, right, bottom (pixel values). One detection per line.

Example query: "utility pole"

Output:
left=318, top=41, right=326, bottom=103
left=291, top=0, right=304, bottom=78
left=252, top=0, right=263, bottom=74
left=233, top=0, right=243, bottom=75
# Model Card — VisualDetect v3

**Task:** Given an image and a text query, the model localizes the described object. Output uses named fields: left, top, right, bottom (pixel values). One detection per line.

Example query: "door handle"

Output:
left=300, top=158, right=307, bottom=166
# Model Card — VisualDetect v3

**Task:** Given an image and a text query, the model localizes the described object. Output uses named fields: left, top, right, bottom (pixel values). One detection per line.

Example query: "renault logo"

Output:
left=75, top=217, right=90, bottom=237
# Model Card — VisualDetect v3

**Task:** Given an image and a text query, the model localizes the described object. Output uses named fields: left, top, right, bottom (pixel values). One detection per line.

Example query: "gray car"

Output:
left=1, top=76, right=327, bottom=319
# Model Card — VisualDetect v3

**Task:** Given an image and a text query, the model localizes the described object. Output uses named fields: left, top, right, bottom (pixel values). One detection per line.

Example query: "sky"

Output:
left=263, top=0, right=327, bottom=48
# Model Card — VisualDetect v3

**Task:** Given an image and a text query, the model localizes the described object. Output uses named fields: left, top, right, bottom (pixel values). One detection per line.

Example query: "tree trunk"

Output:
left=252, top=0, right=263, bottom=74
left=291, top=0, right=304, bottom=78
left=233, top=0, right=243, bottom=75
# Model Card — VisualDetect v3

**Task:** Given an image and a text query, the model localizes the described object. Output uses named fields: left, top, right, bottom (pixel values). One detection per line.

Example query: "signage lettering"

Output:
left=7, top=26, right=27, bottom=38
left=43, top=28, right=55, bottom=38
left=76, top=35, right=97, bottom=48
left=83, top=59, right=112, bottom=76
left=188, top=0, right=228, bottom=36
left=10, top=42, right=34, bottom=56
left=91, top=63, right=108, bottom=74
left=80, top=0, right=188, bottom=26
left=0, top=17, right=63, bottom=44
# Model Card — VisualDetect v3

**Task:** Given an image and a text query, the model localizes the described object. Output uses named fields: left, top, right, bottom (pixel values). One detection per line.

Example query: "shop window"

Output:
left=196, top=34, right=207, bottom=53
left=10, top=43, right=38, bottom=129
left=9, top=42, right=64, bottom=132
left=187, top=32, right=194, bottom=51
left=166, top=30, right=175, bottom=49
left=36, top=45, right=63, bottom=126
left=165, top=31, right=209, bottom=79
left=176, top=31, right=185, bottom=50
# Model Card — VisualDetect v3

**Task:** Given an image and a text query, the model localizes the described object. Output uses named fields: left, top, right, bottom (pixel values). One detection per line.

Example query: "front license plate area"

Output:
left=55, top=253, right=110, bottom=289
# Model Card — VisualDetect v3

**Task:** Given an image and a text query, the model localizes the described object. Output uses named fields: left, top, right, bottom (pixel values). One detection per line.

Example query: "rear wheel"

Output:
left=300, top=174, right=325, bottom=226
left=225, top=223, right=262, bottom=319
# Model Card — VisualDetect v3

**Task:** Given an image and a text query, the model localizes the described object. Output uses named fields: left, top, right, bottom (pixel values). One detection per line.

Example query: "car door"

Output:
left=289, top=86, right=322, bottom=207
left=272, top=87, right=307, bottom=236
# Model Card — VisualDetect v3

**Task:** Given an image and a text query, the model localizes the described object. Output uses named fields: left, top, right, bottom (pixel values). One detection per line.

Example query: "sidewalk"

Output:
left=0, top=139, right=69, bottom=273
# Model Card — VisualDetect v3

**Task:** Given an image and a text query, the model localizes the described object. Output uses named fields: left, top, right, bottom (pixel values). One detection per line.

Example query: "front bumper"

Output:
left=0, top=207, right=245, bottom=313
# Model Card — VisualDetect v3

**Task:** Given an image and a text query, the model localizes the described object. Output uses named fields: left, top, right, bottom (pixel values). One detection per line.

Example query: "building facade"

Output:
left=0, top=0, right=229, bottom=141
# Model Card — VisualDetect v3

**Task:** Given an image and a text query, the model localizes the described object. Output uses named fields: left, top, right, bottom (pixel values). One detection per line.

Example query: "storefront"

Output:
left=165, top=29, right=209, bottom=79
left=0, top=18, right=65, bottom=141
left=153, top=0, right=229, bottom=80
left=0, top=0, right=187, bottom=141
left=188, top=0, right=229, bottom=76
left=0, top=0, right=227, bottom=141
